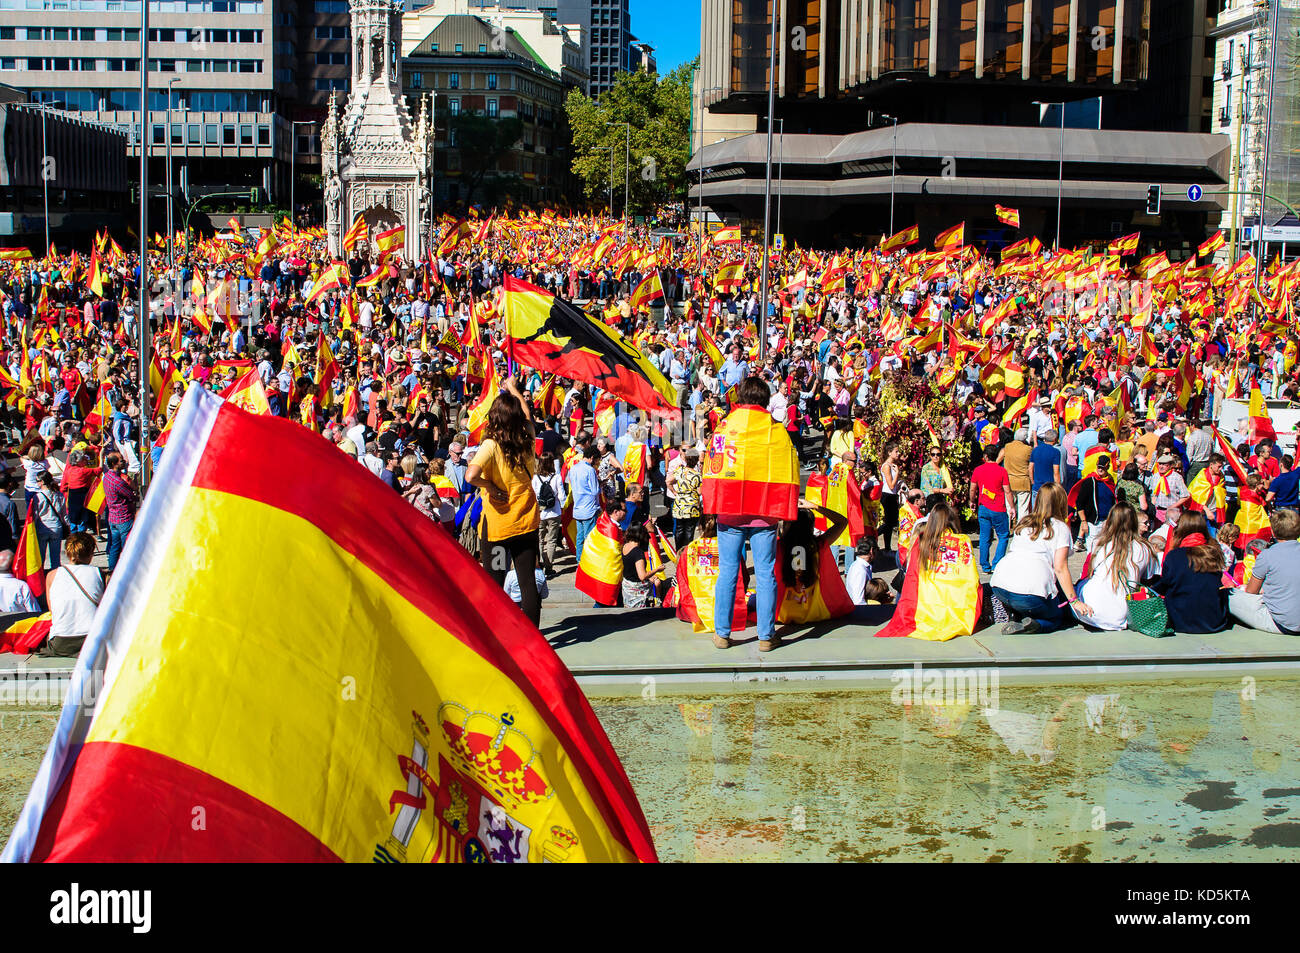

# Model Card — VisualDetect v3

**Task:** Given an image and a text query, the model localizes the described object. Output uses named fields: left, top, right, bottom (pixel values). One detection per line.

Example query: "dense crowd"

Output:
left=1, top=207, right=1298, bottom=657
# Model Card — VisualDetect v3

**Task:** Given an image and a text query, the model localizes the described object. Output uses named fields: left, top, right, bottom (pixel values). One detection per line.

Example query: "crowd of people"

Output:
left=1, top=207, right=1298, bottom=657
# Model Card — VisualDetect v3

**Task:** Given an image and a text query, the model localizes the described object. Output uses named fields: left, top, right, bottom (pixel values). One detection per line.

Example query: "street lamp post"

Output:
left=776, top=117, right=784, bottom=238
left=138, top=0, right=151, bottom=486
left=166, top=76, right=180, bottom=287
left=756, top=0, right=778, bottom=362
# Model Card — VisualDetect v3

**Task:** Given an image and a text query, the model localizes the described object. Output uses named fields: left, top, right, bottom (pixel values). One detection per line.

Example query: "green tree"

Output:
left=450, top=113, right=525, bottom=206
left=564, top=58, right=695, bottom=216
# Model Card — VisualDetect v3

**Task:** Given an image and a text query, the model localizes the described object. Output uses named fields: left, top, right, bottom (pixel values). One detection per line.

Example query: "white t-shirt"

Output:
left=1078, top=538, right=1157, bottom=631
left=990, top=519, right=1072, bottom=599
left=531, top=472, right=564, bottom=520
left=845, top=558, right=874, bottom=605
left=48, top=564, right=104, bottom=639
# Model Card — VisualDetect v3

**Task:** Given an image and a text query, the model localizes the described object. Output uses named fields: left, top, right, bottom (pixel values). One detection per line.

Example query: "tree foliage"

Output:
left=564, top=58, right=696, bottom=215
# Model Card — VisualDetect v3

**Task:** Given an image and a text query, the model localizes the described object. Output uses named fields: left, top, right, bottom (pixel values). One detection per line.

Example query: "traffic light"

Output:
left=1146, top=184, right=1161, bottom=215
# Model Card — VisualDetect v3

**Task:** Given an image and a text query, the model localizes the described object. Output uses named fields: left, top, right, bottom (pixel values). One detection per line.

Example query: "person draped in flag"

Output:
left=703, top=376, right=800, bottom=653
left=878, top=502, right=982, bottom=641
left=775, top=498, right=853, bottom=625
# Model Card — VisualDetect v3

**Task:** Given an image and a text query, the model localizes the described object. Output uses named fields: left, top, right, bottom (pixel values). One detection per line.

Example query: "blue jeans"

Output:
left=991, top=586, right=1069, bottom=633
left=977, top=505, right=1009, bottom=572
left=107, top=518, right=133, bottom=572
left=1063, top=465, right=1079, bottom=492
left=35, top=523, right=62, bottom=570
left=573, top=515, right=597, bottom=562
left=714, top=523, right=777, bottom=641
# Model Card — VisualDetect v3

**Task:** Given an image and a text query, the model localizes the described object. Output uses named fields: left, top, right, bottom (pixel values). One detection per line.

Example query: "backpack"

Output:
left=536, top=476, right=556, bottom=510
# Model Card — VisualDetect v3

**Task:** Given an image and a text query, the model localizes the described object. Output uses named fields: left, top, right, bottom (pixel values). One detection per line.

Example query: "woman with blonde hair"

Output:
left=990, top=482, right=1091, bottom=633
left=878, top=502, right=982, bottom=641
left=1073, top=501, right=1157, bottom=630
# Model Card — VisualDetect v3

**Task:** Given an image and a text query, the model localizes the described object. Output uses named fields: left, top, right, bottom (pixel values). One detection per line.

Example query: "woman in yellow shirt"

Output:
left=466, top=375, right=542, bottom=624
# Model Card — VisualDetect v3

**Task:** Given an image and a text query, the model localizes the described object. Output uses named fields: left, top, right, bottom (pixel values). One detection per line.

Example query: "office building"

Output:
left=692, top=0, right=1235, bottom=250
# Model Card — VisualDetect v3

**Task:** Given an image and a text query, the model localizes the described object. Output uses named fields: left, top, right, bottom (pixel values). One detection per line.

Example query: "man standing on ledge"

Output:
left=703, top=376, right=800, bottom=652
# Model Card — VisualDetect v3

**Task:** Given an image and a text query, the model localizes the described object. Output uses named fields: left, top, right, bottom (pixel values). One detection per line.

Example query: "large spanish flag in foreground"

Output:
left=574, top=512, right=623, bottom=607
left=502, top=275, right=677, bottom=414
left=3, top=388, right=656, bottom=863
left=702, top=405, right=800, bottom=520
left=877, top=533, right=981, bottom=641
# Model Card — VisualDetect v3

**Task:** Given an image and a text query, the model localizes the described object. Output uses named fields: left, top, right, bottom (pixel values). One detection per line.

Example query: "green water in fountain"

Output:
left=589, top=674, right=1300, bottom=862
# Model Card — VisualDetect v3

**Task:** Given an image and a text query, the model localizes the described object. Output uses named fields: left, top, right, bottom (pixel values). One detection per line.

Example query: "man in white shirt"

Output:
left=0, top=550, right=40, bottom=613
left=845, top=539, right=875, bottom=605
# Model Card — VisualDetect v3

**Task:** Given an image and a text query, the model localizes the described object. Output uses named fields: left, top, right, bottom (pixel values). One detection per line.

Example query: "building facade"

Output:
left=693, top=0, right=1237, bottom=251
left=0, top=103, right=130, bottom=245
left=403, top=12, right=582, bottom=205
left=1210, top=0, right=1300, bottom=263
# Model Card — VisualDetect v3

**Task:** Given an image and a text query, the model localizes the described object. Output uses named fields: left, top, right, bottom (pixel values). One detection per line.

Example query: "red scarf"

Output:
left=1164, top=531, right=1208, bottom=557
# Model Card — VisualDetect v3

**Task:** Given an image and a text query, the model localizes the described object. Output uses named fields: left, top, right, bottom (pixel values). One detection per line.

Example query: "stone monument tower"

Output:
left=323, top=0, right=433, bottom=261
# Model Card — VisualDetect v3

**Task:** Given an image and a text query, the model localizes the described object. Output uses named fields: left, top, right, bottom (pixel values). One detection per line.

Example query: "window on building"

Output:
left=223, top=124, right=236, bottom=145
left=239, top=124, right=253, bottom=145
left=487, top=73, right=497, bottom=89
left=411, top=71, right=422, bottom=88
left=0, top=59, right=13, bottom=71
left=449, top=72, right=459, bottom=88
left=257, top=125, right=270, bottom=145
left=172, top=124, right=183, bottom=145
left=449, top=97, right=460, bottom=116
left=205, top=123, right=219, bottom=144
left=455, top=43, right=463, bottom=52
left=188, top=123, right=201, bottom=143
left=479, top=44, right=486, bottom=52
left=487, top=98, right=498, bottom=117
left=153, top=125, right=165, bottom=144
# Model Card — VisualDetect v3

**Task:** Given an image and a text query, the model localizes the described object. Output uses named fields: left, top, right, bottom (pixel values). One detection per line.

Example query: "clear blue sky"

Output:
left=632, top=0, right=699, bottom=72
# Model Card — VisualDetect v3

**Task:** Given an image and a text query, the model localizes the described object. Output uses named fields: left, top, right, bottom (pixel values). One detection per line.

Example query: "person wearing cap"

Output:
left=1026, top=396, right=1054, bottom=444
left=1146, top=452, right=1189, bottom=524
left=1071, top=452, right=1116, bottom=552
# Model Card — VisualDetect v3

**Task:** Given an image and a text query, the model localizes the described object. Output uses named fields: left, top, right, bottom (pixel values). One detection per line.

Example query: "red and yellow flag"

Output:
left=1234, top=488, right=1272, bottom=548
left=306, top=261, right=349, bottom=306
left=702, top=405, right=800, bottom=520
left=712, top=225, right=741, bottom=246
left=465, top=346, right=498, bottom=443
left=994, top=205, right=1020, bottom=228
left=12, top=502, right=45, bottom=600
left=3, top=389, right=656, bottom=863
left=1248, top=384, right=1276, bottom=441
left=1109, top=232, right=1140, bottom=256
left=878, top=532, right=981, bottom=641
left=575, top=512, right=624, bottom=607
left=672, top=536, right=749, bottom=634
left=775, top=540, right=854, bottom=625
left=1198, top=230, right=1226, bottom=259
left=374, top=224, right=405, bottom=260
left=0, top=612, right=51, bottom=655
left=880, top=224, right=920, bottom=253
left=934, top=222, right=964, bottom=252
left=628, top=270, right=664, bottom=311
left=343, top=215, right=367, bottom=254
left=696, top=320, right=725, bottom=372
left=220, top=367, right=272, bottom=416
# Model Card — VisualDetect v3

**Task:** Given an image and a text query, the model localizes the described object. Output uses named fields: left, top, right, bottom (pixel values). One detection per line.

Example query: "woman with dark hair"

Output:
left=1072, top=501, right=1157, bottom=630
left=59, top=448, right=101, bottom=535
left=465, top=375, right=542, bottom=625
left=1152, top=510, right=1230, bottom=633
left=621, top=523, right=665, bottom=609
left=775, top=498, right=852, bottom=625
left=878, top=502, right=982, bottom=641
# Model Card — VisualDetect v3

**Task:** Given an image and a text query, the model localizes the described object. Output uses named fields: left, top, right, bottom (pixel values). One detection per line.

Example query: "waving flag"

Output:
left=1198, top=230, right=1226, bottom=259
left=342, top=215, right=367, bottom=254
left=306, top=261, right=349, bottom=306
left=502, top=275, right=676, bottom=414
left=465, top=345, right=498, bottom=443
left=712, top=226, right=741, bottom=246
left=1248, top=384, right=1276, bottom=441
left=374, top=224, right=405, bottom=260
left=934, top=223, right=965, bottom=251
left=881, top=224, right=920, bottom=253
left=220, top=367, right=272, bottom=416
left=628, top=270, right=664, bottom=311
left=0, top=613, right=51, bottom=655
left=575, top=512, right=623, bottom=606
left=702, top=405, right=800, bottom=520
left=994, top=205, right=1020, bottom=228
left=696, top=321, right=725, bottom=372
left=712, top=259, right=745, bottom=294
left=1109, top=232, right=1140, bottom=256
left=12, top=502, right=45, bottom=600
left=2, top=388, right=656, bottom=863
left=1234, top=487, right=1272, bottom=548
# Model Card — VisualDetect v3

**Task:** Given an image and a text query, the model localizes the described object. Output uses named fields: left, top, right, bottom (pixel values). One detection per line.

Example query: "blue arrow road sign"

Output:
left=1187, top=184, right=1202, bottom=202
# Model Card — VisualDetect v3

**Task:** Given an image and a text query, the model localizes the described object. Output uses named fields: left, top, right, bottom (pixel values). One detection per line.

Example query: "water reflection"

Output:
left=592, top=677, right=1300, bottom=862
